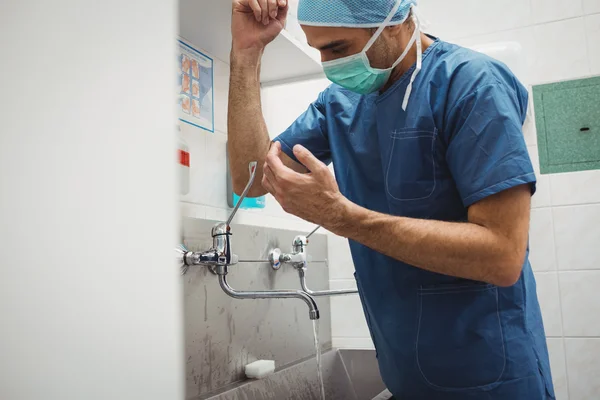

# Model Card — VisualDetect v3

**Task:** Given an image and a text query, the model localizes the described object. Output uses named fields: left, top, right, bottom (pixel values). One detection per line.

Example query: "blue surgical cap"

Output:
left=297, top=0, right=417, bottom=28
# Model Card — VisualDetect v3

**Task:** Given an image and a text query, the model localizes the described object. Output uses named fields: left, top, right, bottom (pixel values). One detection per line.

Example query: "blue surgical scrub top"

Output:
left=275, top=38, right=555, bottom=399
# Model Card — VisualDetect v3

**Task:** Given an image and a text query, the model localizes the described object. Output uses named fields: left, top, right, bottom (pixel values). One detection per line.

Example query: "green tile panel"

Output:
left=533, top=76, right=600, bottom=174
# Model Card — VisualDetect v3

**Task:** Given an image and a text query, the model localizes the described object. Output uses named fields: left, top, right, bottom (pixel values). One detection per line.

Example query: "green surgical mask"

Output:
left=321, top=2, right=422, bottom=110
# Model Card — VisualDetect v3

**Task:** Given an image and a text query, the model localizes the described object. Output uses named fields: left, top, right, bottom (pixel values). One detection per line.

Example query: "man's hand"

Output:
left=232, top=0, right=288, bottom=54
left=262, top=142, right=349, bottom=228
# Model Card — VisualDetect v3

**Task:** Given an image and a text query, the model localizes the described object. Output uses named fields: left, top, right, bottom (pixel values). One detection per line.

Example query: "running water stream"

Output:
left=312, top=320, right=325, bottom=400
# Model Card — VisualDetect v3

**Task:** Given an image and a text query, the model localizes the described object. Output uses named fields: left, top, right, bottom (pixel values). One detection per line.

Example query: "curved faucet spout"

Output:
left=298, top=267, right=358, bottom=297
left=218, top=274, right=320, bottom=320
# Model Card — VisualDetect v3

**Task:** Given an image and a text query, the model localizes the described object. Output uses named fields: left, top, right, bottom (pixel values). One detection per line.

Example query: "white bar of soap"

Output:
left=372, top=389, right=393, bottom=400
left=245, top=360, right=276, bottom=379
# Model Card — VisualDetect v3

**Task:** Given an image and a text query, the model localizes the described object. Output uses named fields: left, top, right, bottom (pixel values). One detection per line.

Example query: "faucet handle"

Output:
left=269, top=248, right=283, bottom=270
left=306, top=225, right=321, bottom=239
left=292, top=235, right=308, bottom=253
left=226, top=161, right=258, bottom=227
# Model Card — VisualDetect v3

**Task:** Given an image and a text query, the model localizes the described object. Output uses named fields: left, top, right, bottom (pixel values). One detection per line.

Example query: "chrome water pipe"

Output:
left=177, top=162, right=320, bottom=320
left=298, top=266, right=357, bottom=297
left=218, top=273, right=319, bottom=320
left=270, top=226, right=358, bottom=297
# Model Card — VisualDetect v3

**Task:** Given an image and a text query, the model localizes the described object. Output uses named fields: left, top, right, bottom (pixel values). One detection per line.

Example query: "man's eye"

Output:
left=331, top=48, right=348, bottom=55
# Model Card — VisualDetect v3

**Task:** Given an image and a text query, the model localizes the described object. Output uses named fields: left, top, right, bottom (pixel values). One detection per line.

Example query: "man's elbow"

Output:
left=493, top=252, right=526, bottom=287
left=232, top=170, right=270, bottom=198
left=232, top=181, right=267, bottom=199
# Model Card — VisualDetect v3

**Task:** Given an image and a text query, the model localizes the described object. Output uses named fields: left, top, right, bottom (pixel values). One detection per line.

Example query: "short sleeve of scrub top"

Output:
left=443, top=82, right=536, bottom=207
left=273, top=90, right=332, bottom=166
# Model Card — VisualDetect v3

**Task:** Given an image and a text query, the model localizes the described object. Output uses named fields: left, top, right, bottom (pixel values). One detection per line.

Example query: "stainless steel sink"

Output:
left=199, top=349, right=388, bottom=400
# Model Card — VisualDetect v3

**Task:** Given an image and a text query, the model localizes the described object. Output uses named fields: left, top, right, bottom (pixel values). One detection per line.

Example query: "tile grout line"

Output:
left=549, top=202, right=572, bottom=398
left=552, top=336, right=600, bottom=339
left=532, top=202, right=600, bottom=210
left=582, top=13, right=593, bottom=76
left=526, top=0, right=535, bottom=34
left=548, top=170, right=554, bottom=208
left=538, top=269, right=600, bottom=274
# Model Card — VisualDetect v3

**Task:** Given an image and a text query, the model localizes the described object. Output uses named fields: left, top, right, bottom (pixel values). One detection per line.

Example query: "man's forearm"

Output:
left=228, top=50, right=271, bottom=196
left=330, top=199, right=526, bottom=287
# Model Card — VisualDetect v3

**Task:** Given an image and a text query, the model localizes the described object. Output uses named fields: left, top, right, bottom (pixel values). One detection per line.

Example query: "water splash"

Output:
left=312, top=319, right=325, bottom=400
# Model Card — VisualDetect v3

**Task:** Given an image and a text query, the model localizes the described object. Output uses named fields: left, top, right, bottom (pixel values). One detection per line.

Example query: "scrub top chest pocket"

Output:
left=385, top=128, right=438, bottom=202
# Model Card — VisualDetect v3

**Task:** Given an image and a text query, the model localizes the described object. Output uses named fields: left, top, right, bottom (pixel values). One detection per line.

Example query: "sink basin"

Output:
left=199, top=349, right=387, bottom=400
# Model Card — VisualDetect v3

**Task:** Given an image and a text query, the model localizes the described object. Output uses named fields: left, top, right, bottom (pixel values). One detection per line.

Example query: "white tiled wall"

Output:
left=565, top=339, right=600, bottom=399
left=418, top=0, right=533, bottom=41
left=550, top=170, right=600, bottom=206
left=529, top=209, right=557, bottom=272
left=585, top=0, right=600, bottom=16
left=554, top=205, right=600, bottom=271
left=547, top=338, right=570, bottom=400
left=535, top=272, right=564, bottom=337
left=532, top=19, right=591, bottom=83
left=560, top=272, right=600, bottom=336
left=586, top=14, right=600, bottom=75
left=257, top=1, right=600, bottom=397
left=530, top=0, right=584, bottom=24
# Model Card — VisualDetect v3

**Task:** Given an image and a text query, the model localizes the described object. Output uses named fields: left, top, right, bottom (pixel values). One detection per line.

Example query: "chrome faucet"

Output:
left=175, top=216, right=239, bottom=277
left=176, top=162, right=320, bottom=320
left=270, top=226, right=358, bottom=297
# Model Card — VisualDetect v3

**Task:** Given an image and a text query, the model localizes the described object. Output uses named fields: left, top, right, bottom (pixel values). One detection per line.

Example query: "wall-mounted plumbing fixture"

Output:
left=175, top=162, right=320, bottom=320
left=269, top=227, right=358, bottom=297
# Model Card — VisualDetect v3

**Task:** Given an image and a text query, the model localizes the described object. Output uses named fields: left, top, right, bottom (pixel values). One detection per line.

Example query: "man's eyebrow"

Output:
left=315, top=40, right=348, bottom=51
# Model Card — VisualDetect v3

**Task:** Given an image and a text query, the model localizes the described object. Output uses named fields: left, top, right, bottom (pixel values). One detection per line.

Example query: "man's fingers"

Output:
left=269, top=141, right=282, bottom=157
left=247, top=0, right=262, bottom=22
left=257, top=0, right=269, bottom=24
left=261, top=175, right=275, bottom=194
left=267, top=0, right=278, bottom=19
left=276, top=2, right=288, bottom=24
left=266, top=142, right=287, bottom=172
left=278, top=0, right=287, bottom=6
left=293, top=145, right=326, bottom=174
left=266, top=142, right=306, bottom=186
left=261, top=166, right=278, bottom=194
left=263, top=163, right=279, bottom=187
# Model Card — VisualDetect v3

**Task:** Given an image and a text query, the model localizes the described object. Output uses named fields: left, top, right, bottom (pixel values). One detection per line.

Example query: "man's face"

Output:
left=302, top=25, right=400, bottom=69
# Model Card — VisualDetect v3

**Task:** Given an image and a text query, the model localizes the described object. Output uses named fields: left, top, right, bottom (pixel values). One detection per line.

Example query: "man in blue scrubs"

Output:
left=227, top=0, right=554, bottom=398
